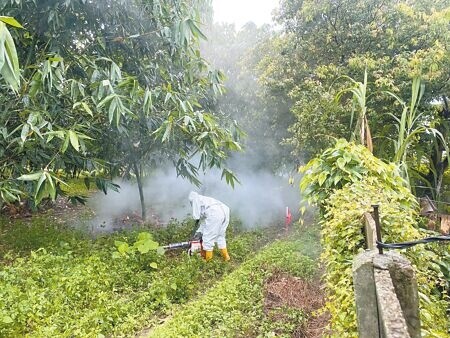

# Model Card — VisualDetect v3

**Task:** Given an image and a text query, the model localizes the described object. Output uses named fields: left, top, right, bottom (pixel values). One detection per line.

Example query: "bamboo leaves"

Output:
left=0, top=17, right=22, bottom=91
left=18, top=170, right=67, bottom=204
left=0, top=1, right=241, bottom=212
left=176, top=18, right=207, bottom=47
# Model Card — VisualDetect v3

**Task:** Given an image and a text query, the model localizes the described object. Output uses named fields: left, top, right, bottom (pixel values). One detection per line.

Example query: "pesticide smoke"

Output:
left=83, top=7, right=302, bottom=233
left=87, top=167, right=300, bottom=232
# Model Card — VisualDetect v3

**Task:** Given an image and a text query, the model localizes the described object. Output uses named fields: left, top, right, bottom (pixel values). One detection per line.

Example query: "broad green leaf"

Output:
left=68, top=130, right=80, bottom=151
left=35, top=172, right=47, bottom=198
left=187, top=19, right=207, bottom=40
left=135, top=239, right=159, bottom=254
left=45, top=172, right=56, bottom=200
left=0, top=22, right=20, bottom=90
left=317, top=172, right=328, bottom=186
left=115, top=241, right=130, bottom=254
left=97, top=94, right=115, bottom=108
left=333, top=175, right=342, bottom=185
left=343, top=153, right=351, bottom=163
left=17, top=171, right=43, bottom=181
left=0, top=16, right=23, bottom=28
left=61, top=133, right=70, bottom=153
left=137, top=232, right=152, bottom=241
left=336, top=158, right=346, bottom=170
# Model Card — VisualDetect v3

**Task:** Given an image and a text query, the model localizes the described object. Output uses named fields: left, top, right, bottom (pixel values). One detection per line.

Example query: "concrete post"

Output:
left=353, top=251, right=421, bottom=338
left=353, top=250, right=380, bottom=337
left=374, top=252, right=421, bottom=338
left=374, top=269, right=410, bottom=337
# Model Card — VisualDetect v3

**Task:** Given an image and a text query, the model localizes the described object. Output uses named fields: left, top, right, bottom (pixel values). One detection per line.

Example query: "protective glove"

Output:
left=191, top=231, right=202, bottom=241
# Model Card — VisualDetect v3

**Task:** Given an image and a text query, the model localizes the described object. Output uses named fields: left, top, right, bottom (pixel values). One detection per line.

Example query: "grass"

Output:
left=0, top=215, right=280, bottom=337
left=149, top=235, right=319, bottom=337
left=60, top=177, right=94, bottom=196
left=0, top=175, right=322, bottom=337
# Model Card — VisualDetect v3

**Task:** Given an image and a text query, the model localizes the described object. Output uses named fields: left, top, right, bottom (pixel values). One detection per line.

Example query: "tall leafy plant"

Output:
left=335, top=68, right=373, bottom=152
left=300, top=139, right=448, bottom=336
left=0, top=1, right=242, bottom=217
left=385, top=77, right=448, bottom=191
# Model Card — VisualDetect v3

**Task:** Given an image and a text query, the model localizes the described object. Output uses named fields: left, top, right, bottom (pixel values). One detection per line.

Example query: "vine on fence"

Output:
left=300, top=140, right=449, bottom=336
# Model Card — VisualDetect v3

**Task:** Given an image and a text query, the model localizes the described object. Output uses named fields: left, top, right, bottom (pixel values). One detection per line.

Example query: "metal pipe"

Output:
left=162, top=241, right=190, bottom=250
left=372, top=205, right=383, bottom=254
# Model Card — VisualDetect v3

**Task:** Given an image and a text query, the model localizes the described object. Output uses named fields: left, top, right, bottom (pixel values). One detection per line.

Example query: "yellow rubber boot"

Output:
left=220, top=248, right=230, bottom=261
left=205, top=250, right=213, bottom=261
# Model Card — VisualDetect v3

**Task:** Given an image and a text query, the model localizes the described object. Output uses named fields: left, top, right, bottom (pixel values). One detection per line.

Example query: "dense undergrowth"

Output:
left=0, top=216, right=271, bottom=337
left=150, top=227, right=320, bottom=337
left=301, top=140, right=449, bottom=337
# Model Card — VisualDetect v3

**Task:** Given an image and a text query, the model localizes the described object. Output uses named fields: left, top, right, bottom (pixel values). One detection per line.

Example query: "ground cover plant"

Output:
left=149, top=226, right=321, bottom=337
left=0, top=216, right=270, bottom=337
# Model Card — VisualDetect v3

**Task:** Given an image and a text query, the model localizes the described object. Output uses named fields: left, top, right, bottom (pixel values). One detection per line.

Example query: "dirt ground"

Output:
left=264, top=273, right=329, bottom=337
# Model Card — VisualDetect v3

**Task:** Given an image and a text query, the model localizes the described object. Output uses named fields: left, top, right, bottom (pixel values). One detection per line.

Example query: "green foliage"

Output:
left=0, top=0, right=242, bottom=214
left=335, top=68, right=372, bottom=151
left=321, top=179, right=448, bottom=336
left=299, top=139, right=407, bottom=206
left=150, top=240, right=316, bottom=337
left=0, top=216, right=88, bottom=257
left=114, top=231, right=160, bottom=257
left=0, top=217, right=267, bottom=337
left=301, top=140, right=448, bottom=336
left=0, top=16, right=21, bottom=90
left=384, top=77, right=448, bottom=191
left=201, top=22, right=294, bottom=172
left=258, top=306, right=306, bottom=337
left=17, top=170, right=68, bottom=204
left=268, top=0, right=450, bottom=177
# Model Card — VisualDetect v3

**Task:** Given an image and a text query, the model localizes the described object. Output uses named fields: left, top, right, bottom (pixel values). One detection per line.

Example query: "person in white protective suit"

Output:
left=188, top=191, right=230, bottom=261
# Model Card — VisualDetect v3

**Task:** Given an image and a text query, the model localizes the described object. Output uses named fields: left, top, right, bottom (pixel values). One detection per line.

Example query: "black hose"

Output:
left=377, top=236, right=450, bottom=250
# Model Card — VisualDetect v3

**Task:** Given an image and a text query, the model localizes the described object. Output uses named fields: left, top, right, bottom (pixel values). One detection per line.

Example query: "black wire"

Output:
left=377, top=236, right=450, bottom=250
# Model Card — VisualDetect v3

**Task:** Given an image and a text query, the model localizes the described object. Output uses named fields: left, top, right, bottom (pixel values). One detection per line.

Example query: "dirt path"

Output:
left=264, top=273, right=329, bottom=337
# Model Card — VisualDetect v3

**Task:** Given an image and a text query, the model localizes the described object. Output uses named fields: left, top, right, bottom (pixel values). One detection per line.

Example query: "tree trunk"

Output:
left=133, top=162, right=146, bottom=221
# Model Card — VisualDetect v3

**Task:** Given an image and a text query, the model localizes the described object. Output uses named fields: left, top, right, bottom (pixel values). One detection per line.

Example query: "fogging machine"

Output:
left=161, top=232, right=202, bottom=256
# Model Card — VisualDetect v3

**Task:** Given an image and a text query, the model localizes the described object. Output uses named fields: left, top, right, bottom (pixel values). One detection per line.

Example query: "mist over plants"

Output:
left=0, top=0, right=241, bottom=219
left=88, top=167, right=300, bottom=231
left=1, top=0, right=450, bottom=336
left=200, top=21, right=296, bottom=173
left=85, top=18, right=303, bottom=231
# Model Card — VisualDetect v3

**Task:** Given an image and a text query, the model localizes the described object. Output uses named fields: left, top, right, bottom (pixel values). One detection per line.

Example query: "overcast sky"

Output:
left=212, top=0, right=279, bottom=28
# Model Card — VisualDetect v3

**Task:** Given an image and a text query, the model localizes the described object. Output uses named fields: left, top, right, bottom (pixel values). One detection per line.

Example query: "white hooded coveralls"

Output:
left=188, top=191, right=230, bottom=251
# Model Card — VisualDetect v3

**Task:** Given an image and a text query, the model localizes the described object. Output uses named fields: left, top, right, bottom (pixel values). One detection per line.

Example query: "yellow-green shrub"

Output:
left=300, top=140, right=448, bottom=337
left=323, top=178, right=447, bottom=336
